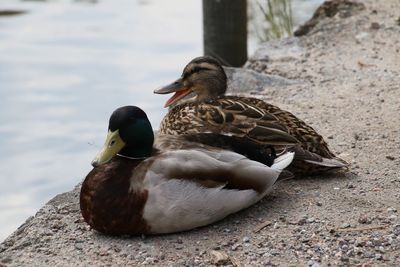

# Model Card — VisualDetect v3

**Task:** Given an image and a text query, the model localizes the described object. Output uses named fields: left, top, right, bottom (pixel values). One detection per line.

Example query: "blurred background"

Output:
left=0, top=0, right=324, bottom=241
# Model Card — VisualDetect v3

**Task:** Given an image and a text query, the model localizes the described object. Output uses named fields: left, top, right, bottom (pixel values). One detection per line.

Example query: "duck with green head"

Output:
left=154, top=56, right=348, bottom=175
left=80, top=106, right=294, bottom=235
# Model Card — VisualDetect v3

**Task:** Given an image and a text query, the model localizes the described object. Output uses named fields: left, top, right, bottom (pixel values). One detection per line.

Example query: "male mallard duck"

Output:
left=80, top=106, right=294, bottom=235
left=154, top=56, right=348, bottom=175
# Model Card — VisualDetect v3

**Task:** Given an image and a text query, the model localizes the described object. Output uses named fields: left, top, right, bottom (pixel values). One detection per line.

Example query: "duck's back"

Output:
left=226, top=95, right=334, bottom=157
left=159, top=96, right=348, bottom=175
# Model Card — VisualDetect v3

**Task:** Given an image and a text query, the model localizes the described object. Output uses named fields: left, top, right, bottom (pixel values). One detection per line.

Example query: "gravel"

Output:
left=1, top=0, right=400, bottom=266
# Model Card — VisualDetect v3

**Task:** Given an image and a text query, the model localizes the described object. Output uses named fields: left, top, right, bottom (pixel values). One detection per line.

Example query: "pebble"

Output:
left=296, top=218, right=307, bottom=225
left=306, top=218, right=316, bottom=223
left=309, top=260, right=320, bottom=267
left=174, top=244, right=184, bottom=250
left=74, top=243, right=83, bottom=250
left=370, top=22, right=380, bottom=30
left=363, top=251, right=374, bottom=258
left=386, top=155, right=395, bottom=160
left=242, top=236, right=250, bottom=243
left=358, top=214, right=372, bottom=224
left=387, top=207, right=397, bottom=213
left=347, top=184, right=355, bottom=189
left=231, top=243, right=241, bottom=251
left=341, top=223, right=351, bottom=229
left=1, top=256, right=12, bottom=263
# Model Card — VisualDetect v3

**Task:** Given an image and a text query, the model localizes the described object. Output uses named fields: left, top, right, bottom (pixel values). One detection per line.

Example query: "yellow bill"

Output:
left=91, top=130, right=126, bottom=167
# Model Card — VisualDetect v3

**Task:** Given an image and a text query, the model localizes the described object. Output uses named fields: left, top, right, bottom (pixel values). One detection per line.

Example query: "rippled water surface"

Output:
left=0, top=0, right=323, bottom=241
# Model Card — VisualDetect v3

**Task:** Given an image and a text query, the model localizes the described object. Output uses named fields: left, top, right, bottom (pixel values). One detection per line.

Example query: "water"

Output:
left=0, top=0, right=323, bottom=241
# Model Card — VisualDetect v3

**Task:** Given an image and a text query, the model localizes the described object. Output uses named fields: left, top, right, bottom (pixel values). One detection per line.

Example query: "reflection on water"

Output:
left=0, top=0, right=202, bottom=241
left=0, top=0, right=324, bottom=241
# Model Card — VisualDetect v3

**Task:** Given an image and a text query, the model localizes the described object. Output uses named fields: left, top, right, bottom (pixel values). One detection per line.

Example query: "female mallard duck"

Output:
left=80, top=106, right=294, bottom=235
left=154, top=56, right=348, bottom=175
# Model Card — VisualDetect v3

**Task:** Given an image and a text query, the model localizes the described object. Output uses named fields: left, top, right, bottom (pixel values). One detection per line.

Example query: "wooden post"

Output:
left=203, top=0, right=247, bottom=67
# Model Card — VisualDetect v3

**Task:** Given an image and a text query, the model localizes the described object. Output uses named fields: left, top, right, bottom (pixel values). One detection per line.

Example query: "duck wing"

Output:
left=141, top=144, right=294, bottom=233
left=226, top=96, right=337, bottom=158
left=159, top=98, right=299, bottom=146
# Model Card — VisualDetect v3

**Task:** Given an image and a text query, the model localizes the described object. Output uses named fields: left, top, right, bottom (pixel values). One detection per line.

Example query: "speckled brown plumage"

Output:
left=155, top=56, right=348, bottom=175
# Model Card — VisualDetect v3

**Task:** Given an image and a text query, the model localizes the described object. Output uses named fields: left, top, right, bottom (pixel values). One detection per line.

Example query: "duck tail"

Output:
left=290, top=146, right=348, bottom=168
left=271, top=151, right=295, bottom=171
left=304, top=156, right=348, bottom=168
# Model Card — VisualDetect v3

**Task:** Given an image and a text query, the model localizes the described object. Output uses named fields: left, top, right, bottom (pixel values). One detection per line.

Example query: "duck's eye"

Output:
left=192, top=66, right=208, bottom=74
left=109, top=140, right=116, bottom=147
left=184, top=67, right=210, bottom=78
left=191, top=67, right=200, bottom=74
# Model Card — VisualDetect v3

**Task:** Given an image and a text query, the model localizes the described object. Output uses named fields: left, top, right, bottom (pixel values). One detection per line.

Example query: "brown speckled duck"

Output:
left=80, top=106, right=294, bottom=235
left=154, top=56, right=348, bottom=175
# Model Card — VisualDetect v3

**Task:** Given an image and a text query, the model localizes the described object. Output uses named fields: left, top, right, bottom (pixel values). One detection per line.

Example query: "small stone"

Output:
left=306, top=218, right=316, bottom=223
left=231, top=243, right=241, bottom=251
left=296, top=218, right=307, bottom=225
left=1, top=256, right=12, bottom=263
left=175, top=244, right=184, bottom=250
left=242, top=236, right=250, bottom=243
left=308, top=260, right=320, bottom=267
left=316, top=201, right=322, bottom=207
left=387, top=207, right=397, bottom=213
left=346, top=249, right=354, bottom=257
left=341, top=223, right=351, bottom=229
left=358, top=215, right=372, bottom=224
left=210, top=250, right=230, bottom=265
left=375, top=253, right=383, bottom=260
left=363, top=251, right=374, bottom=258
left=370, top=22, right=380, bottom=30
left=389, top=215, right=397, bottom=220
left=372, top=238, right=383, bottom=247
left=142, top=257, right=154, bottom=265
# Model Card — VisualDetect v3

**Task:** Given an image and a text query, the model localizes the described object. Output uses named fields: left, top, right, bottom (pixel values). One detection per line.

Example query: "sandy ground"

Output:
left=1, top=0, right=400, bottom=266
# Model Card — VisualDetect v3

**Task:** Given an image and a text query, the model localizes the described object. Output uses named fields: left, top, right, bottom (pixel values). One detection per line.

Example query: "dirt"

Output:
left=1, top=0, right=400, bottom=266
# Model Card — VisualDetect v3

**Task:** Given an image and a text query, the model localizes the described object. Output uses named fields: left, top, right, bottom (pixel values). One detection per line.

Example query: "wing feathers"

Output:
left=148, top=149, right=286, bottom=193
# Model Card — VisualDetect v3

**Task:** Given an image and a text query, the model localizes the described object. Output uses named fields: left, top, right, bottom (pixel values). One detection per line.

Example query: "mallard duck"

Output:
left=154, top=56, right=348, bottom=175
left=80, top=106, right=294, bottom=235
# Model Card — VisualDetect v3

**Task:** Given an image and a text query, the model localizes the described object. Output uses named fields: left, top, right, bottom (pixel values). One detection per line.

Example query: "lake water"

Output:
left=0, top=0, right=323, bottom=241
